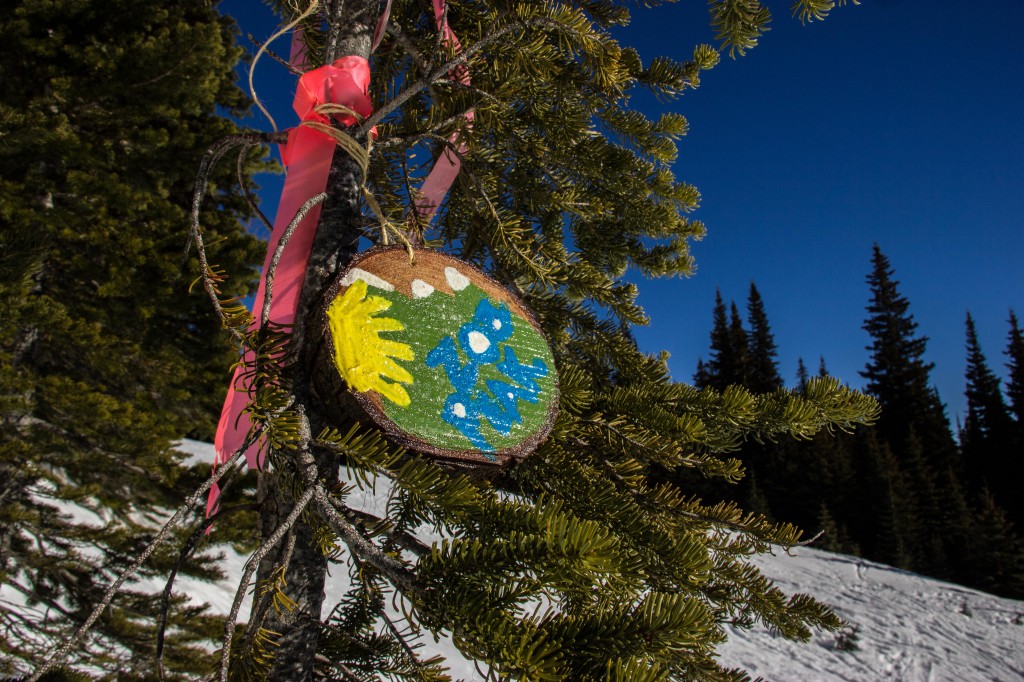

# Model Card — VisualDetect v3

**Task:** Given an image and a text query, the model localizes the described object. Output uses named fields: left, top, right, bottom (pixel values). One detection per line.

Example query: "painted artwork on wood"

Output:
left=317, top=246, right=559, bottom=465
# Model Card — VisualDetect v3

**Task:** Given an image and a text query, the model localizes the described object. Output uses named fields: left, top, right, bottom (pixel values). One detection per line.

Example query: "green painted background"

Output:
left=368, top=282, right=556, bottom=454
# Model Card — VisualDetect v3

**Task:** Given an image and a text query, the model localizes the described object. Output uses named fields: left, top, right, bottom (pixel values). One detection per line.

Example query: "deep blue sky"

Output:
left=222, top=0, right=1023, bottom=425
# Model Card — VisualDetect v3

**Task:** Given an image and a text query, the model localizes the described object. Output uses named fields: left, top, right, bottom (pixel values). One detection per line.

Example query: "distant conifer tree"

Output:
left=728, top=302, right=752, bottom=385
left=746, top=282, right=782, bottom=393
left=860, top=245, right=958, bottom=470
left=696, top=289, right=733, bottom=390
left=0, top=0, right=268, bottom=676
left=795, top=357, right=810, bottom=392
left=1005, top=311, right=1024, bottom=427
left=964, top=489, right=1024, bottom=600
left=850, top=431, right=916, bottom=570
left=962, top=312, right=1016, bottom=518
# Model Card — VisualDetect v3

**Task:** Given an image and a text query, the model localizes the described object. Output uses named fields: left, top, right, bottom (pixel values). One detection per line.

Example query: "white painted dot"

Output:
left=492, top=319, right=502, bottom=330
left=452, top=403, right=467, bottom=418
left=507, top=392, right=514, bottom=399
left=444, top=266, right=470, bottom=291
left=467, top=331, right=490, bottom=355
left=411, top=279, right=434, bottom=299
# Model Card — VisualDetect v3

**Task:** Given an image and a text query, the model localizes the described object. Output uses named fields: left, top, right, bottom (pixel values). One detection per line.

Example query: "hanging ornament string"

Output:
left=210, top=1, right=471, bottom=517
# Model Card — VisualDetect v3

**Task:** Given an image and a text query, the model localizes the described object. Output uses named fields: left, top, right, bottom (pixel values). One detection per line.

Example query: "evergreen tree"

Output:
left=1006, top=310, right=1024, bottom=427
left=728, top=301, right=751, bottom=386
left=31, top=0, right=877, bottom=679
left=1005, top=311, right=1024, bottom=518
left=860, top=245, right=957, bottom=469
left=0, top=0, right=267, bottom=676
left=694, top=292, right=751, bottom=391
left=746, top=282, right=782, bottom=393
left=695, top=289, right=732, bottom=390
left=963, top=488, right=1024, bottom=600
left=848, top=431, right=916, bottom=570
left=961, top=312, right=1016, bottom=517
left=900, top=428, right=949, bottom=575
left=795, top=357, right=810, bottom=392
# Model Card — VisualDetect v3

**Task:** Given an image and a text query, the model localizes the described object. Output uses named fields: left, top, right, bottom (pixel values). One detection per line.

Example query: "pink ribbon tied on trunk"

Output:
left=209, top=56, right=374, bottom=517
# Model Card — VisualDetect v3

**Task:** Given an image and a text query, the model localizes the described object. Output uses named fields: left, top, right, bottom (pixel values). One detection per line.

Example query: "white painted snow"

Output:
left=411, top=279, right=434, bottom=299
left=340, top=268, right=395, bottom=292
left=444, top=266, right=470, bottom=291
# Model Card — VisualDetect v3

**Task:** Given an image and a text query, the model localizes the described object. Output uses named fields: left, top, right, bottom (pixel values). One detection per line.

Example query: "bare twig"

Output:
left=28, top=438, right=254, bottom=682
left=242, top=530, right=298, bottom=652
left=385, top=22, right=430, bottom=74
left=236, top=145, right=276, bottom=238
left=218, top=485, right=316, bottom=682
left=308, top=478, right=418, bottom=595
left=291, top=415, right=418, bottom=595
left=791, top=530, right=826, bottom=549
left=156, top=503, right=259, bottom=680
left=187, top=133, right=287, bottom=343
left=248, top=33, right=304, bottom=75
left=329, top=499, right=431, bottom=558
left=261, top=192, right=329, bottom=325
left=372, top=106, right=478, bottom=151
left=379, top=607, right=428, bottom=672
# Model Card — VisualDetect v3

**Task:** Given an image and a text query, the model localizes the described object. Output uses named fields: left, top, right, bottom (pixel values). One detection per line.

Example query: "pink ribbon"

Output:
left=415, top=0, right=474, bottom=219
left=209, top=3, right=470, bottom=517
left=209, top=56, right=372, bottom=516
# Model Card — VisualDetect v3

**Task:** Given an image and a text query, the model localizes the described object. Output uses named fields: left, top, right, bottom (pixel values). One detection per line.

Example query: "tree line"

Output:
left=687, top=244, right=1024, bottom=598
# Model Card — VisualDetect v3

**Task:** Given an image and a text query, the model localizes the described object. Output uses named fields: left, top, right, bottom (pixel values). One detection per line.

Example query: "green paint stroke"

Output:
left=370, top=282, right=556, bottom=453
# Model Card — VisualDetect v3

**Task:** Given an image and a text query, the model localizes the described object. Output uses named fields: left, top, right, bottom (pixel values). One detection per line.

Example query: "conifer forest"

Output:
left=0, top=0, right=1019, bottom=680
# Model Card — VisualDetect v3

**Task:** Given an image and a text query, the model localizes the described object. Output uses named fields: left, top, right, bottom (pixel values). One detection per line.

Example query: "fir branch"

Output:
left=359, top=16, right=562, bottom=136
left=306, top=465, right=419, bottom=595
left=420, top=131, right=549, bottom=281
left=330, top=501, right=431, bottom=558
left=187, top=132, right=288, bottom=342
left=245, top=530, right=299, bottom=648
left=28, top=439, right=254, bottom=682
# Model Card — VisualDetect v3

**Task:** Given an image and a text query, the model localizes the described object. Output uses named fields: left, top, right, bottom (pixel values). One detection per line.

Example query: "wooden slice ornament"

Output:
left=314, top=246, right=559, bottom=466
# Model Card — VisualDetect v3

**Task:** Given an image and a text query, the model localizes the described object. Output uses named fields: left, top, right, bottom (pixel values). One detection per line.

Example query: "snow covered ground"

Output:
left=176, top=441, right=1024, bottom=681
left=716, top=549, right=1024, bottom=681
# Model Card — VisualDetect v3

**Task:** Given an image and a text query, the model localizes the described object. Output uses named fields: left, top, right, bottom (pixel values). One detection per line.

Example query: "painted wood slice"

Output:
left=316, top=246, right=559, bottom=466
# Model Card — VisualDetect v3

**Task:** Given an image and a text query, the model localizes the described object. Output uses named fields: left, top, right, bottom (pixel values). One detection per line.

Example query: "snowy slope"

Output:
left=177, top=441, right=1024, bottom=681
left=716, top=550, right=1024, bottom=681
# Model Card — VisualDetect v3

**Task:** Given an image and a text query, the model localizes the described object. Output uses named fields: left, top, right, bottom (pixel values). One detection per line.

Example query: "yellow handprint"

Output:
left=327, top=278, right=414, bottom=407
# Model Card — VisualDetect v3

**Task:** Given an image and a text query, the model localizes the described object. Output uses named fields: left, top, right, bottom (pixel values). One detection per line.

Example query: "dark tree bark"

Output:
left=249, top=1, right=378, bottom=678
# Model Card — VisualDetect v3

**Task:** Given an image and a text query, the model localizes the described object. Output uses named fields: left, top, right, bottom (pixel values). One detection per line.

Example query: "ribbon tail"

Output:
left=412, top=0, right=473, bottom=221
left=415, top=132, right=465, bottom=218
left=372, top=0, right=394, bottom=52
left=208, top=130, right=335, bottom=519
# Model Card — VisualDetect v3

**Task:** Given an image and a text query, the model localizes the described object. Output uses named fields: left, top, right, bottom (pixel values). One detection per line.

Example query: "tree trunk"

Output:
left=249, top=1, right=377, bottom=678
